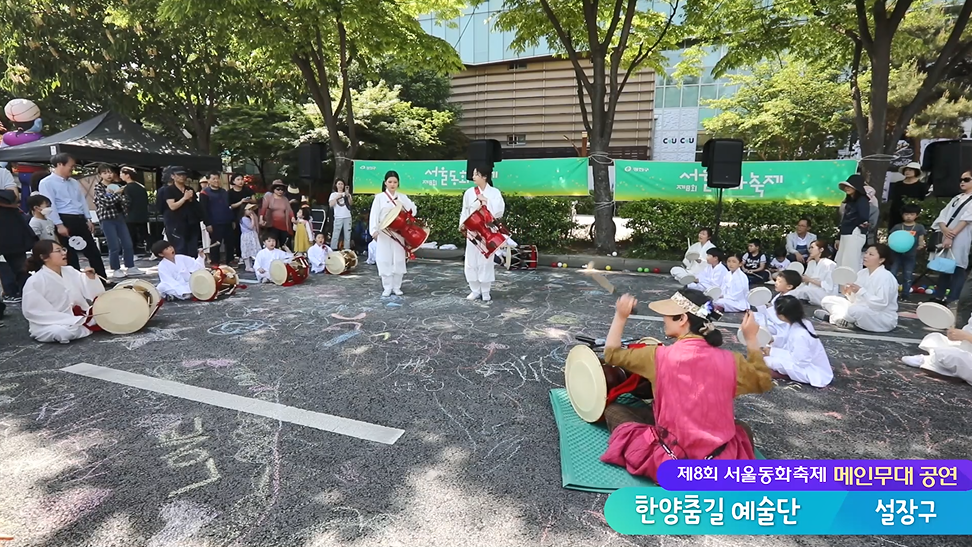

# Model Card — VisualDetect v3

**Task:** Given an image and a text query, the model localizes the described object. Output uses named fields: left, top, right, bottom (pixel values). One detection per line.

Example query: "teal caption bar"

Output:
left=604, top=488, right=972, bottom=535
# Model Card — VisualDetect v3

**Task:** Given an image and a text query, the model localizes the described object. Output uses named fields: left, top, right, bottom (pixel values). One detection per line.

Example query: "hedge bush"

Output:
left=618, top=199, right=841, bottom=258
left=350, top=193, right=578, bottom=250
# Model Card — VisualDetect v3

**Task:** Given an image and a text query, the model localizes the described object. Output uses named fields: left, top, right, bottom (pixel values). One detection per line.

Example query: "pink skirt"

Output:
left=600, top=422, right=756, bottom=480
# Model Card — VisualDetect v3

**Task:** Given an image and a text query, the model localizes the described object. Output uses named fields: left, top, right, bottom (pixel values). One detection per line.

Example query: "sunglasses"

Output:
left=962, top=177, right=972, bottom=183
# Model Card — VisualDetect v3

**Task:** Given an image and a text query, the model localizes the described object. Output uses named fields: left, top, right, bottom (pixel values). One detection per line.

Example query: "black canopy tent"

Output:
left=0, top=110, right=221, bottom=172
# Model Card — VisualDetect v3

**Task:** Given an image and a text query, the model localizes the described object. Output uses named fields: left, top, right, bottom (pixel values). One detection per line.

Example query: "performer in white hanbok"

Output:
left=901, top=319, right=972, bottom=386
left=789, top=240, right=838, bottom=306
left=460, top=165, right=506, bottom=301
left=307, top=233, right=332, bottom=274
left=21, top=240, right=106, bottom=344
left=686, top=248, right=728, bottom=293
left=254, top=235, right=293, bottom=283
left=368, top=170, right=417, bottom=296
left=714, top=254, right=750, bottom=312
left=754, top=270, right=803, bottom=348
left=763, top=296, right=833, bottom=388
left=151, top=239, right=206, bottom=300
left=818, top=244, right=898, bottom=332
left=670, top=228, right=715, bottom=283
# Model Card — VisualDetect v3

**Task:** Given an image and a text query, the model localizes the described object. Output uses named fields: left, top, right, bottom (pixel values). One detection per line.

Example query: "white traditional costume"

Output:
left=254, top=248, right=293, bottom=283
left=754, top=293, right=793, bottom=347
left=765, top=320, right=833, bottom=388
left=21, top=266, right=106, bottom=343
left=460, top=184, right=506, bottom=301
left=157, top=254, right=206, bottom=299
left=820, top=265, right=898, bottom=332
left=789, top=257, right=837, bottom=305
left=307, top=243, right=331, bottom=274
left=687, top=262, right=728, bottom=294
left=670, top=239, right=715, bottom=282
left=714, top=268, right=749, bottom=312
left=902, top=320, right=972, bottom=386
left=369, top=190, right=417, bottom=296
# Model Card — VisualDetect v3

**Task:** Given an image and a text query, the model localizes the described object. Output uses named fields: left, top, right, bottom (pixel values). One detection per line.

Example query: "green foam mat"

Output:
left=549, top=388, right=766, bottom=493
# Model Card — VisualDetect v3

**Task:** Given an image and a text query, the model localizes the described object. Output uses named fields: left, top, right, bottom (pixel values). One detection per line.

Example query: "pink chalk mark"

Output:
left=824, top=412, right=843, bottom=420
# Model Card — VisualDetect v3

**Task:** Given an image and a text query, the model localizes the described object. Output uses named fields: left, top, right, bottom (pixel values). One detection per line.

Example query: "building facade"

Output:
left=419, top=1, right=736, bottom=161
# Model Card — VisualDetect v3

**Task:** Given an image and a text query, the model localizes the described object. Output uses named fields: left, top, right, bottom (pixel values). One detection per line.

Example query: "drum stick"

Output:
left=590, top=272, right=615, bottom=294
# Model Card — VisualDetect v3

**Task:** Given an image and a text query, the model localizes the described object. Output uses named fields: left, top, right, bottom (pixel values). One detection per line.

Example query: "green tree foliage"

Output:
left=701, top=58, right=854, bottom=160
left=0, top=0, right=275, bottom=153
left=478, top=0, right=682, bottom=253
left=350, top=63, right=456, bottom=112
left=299, top=81, right=467, bottom=162
left=212, top=103, right=313, bottom=181
left=157, top=0, right=464, bottom=182
left=686, top=0, right=972, bottom=199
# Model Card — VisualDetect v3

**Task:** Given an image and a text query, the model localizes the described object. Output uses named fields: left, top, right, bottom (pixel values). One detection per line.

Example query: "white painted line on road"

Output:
left=628, top=314, right=924, bottom=345
left=61, top=363, right=404, bottom=444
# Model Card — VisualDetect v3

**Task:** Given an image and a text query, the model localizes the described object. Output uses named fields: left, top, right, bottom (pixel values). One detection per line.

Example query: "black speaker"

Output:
left=702, top=139, right=744, bottom=188
left=466, top=139, right=502, bottom=181
left=923, top=140, right=972, bottom=198
left=298, top=143, right=324, bottom=179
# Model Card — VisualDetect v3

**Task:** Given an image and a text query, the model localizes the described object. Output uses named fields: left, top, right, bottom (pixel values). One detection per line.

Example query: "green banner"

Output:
left=614, top=160, right=858, bottom=205
left=352, top=158, right=590, bottom=196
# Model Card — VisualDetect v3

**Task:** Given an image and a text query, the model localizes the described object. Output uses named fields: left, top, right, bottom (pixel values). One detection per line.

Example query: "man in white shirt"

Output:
left=37, top=153, right=109, bottom=282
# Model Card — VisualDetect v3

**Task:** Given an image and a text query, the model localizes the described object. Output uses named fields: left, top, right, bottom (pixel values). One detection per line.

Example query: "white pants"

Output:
left=915, top=334, right=972, bottom=385
left=821, top=295, right=897, bottom=332
left=366, top=240, right=378, bottom=264
left=30, top=324, right=93, bottom=344
left=380, top=273, right=403, bottom=292
left=790, top=284, right=829, bottom=306
left=465, top=239, right=495, bottom=296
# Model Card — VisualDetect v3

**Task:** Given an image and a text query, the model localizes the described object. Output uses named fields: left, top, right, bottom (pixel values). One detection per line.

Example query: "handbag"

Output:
left=928, top=248, right=957, bottom=274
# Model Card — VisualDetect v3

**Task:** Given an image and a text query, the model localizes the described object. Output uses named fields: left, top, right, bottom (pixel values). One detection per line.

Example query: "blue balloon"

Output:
left=888, top=230, right=915, bottom=253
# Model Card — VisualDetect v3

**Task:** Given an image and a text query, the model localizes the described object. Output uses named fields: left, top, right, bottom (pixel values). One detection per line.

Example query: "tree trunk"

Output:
left=335, top=154, right=353, bottom=188
left=589, top=139, right=616, bottom=252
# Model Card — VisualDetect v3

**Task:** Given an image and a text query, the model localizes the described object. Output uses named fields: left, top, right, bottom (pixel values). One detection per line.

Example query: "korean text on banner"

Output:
left=614, top=160, right=858, bottom=205
left=352, top=158, right=590, bottom=196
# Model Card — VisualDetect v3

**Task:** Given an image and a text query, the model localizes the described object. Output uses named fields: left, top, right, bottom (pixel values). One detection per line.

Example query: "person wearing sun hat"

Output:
left=834, top=174, right=870, bottom=270
left=597, top=289, right=773, bottom=480
left=888, top=161, right=929, bottom=229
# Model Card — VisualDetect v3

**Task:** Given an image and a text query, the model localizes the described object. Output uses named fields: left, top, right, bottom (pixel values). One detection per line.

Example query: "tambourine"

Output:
left=786, top=262, right=805, bottom=275
left=916, top=302, right=955, bottom=330
left=832, top=267, right=857, bottom=286
left=704, top=286, right=722, bottom=300
left=747, top=286, right=773, bottom=307
left=737, top=326, right=773, bottom=347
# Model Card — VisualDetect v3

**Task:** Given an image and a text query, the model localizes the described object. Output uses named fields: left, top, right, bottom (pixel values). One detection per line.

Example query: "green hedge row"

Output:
left=349, top=193, right=844, bottom=257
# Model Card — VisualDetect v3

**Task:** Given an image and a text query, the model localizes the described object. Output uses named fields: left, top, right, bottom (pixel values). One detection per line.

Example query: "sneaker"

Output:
left=833, top=318, right=854, bottom=329
left=393, top=288, right=403, bottom=296
left=111, top=269, right=127, bottom=279
left=466, top=292, right=481, bottom=300
left=901, top=355, right=925, bottom=368
left=382, top=289, right=392, bottom=297
left=813, top=309, right=829, bottom=321
left=482, top=293, right=491, bottom=302
left=3, top=295, right=21, bottom=304
left=126, top=267, right=144, bottom=275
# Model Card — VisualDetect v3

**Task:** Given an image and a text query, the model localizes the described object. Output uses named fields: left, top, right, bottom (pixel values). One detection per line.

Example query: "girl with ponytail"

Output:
left=762, top=296, right=833, bottom=388
left=21, top=240, right=106, bottom=344
left=597, top=289, right=774, bottom=481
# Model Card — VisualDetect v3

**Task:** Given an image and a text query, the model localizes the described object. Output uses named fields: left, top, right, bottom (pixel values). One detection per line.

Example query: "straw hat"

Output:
left=899, top=162, right=922, bottom=175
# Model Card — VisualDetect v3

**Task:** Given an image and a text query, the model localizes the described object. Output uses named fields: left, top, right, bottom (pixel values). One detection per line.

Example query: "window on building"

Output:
left=508, top=61, right=528, bottom=70
left=507, top=133, right=527, bottom=146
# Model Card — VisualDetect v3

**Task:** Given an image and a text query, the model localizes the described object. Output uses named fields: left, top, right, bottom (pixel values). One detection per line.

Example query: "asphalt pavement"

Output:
left=0, top=257, right=969, bottom=546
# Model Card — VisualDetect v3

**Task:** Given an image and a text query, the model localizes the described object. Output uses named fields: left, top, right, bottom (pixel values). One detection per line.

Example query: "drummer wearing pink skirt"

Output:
left=598, top=290, right=773, bottom=480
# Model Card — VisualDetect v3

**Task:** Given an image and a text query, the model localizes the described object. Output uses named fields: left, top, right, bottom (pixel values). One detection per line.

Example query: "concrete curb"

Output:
left=412, top=248, right=679, bottom=273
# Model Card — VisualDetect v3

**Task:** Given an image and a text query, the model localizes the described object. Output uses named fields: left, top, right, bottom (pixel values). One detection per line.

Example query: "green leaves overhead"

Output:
left=701, top=58, right=854, bottom=160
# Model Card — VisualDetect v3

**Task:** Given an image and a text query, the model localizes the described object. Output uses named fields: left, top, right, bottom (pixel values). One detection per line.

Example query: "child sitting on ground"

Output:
left=254, top=235, right=293, bottom=283
left=307, top=233, right=332, bottom=274
left=741, top=239, right=770, bottom=284
left=153, top=239, right=207, bottom=301
left=714, top=254, right=749, bottom=312
left=768, top=248, right=790, bottom=280
left=763, top=295, right=833, bottom=388
left=687, top=247, right=728, bottom=295
left=754, top=270, right=803, bottom=349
